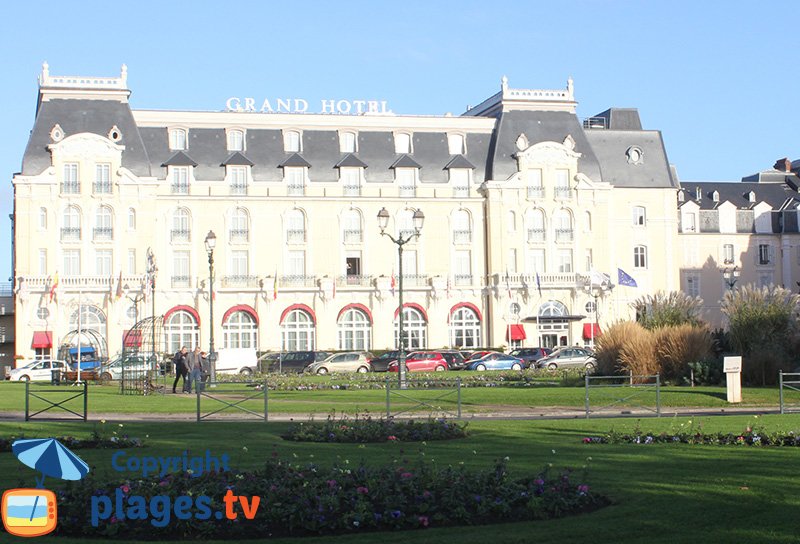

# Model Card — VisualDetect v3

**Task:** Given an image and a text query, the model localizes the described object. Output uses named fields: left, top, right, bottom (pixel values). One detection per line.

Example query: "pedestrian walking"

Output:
left=172, top=346, right=188, bottom=394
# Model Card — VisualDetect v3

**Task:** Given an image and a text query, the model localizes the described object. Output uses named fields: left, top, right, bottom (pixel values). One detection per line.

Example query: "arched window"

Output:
left=338, top=308, right=371, bottom=350
left=553, top=209, right=573, bottom=243
left=450, top=306, right=480, bottom=348
left=223, top=311, right=258, bottom=349
left=171, top=208, right=191, bottom=243
left=94, top=206, right=113, bottom=241
left=230, top=207, right=250, bottom=243
left=394, top=307, right=427, bottom=350
left=39, top=207, right=47, bottom=229
left=526, top=209, right=546, bottom=243
left=227, top=129, right=244, bottom=152
left=169, top=128, right=187, bottom=151
left=634, top=245, right=648, bottom=269
left=281, top=309, right=315, bottom=350
left=62, top=205, right=81, bottom=240
left=397, top=209, right=416, bottom=239
left=286, top=209, right=306, bottom=244
left=340, top=131, right=357, bottom=153
left=584, top=211, right=592, bottom=232
left=69, top=305, right=106, bottom=336
left=452, top=209, right=471, bottom=244
left=342, top=209, right=363, bottom=244
left=164, top=310, right=199, bottom=354
left=283, top=130, right=301, bottom=153
left=128, top=208, right=136, bottom=230
left=447, top=134, right=465, bottom=155
left=507, top=211, right=516, bottom=233
left=394, top=133, right=411, bottom=154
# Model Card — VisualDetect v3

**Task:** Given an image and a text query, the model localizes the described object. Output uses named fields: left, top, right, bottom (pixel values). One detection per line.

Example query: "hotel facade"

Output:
left=12, top=65, right=800, bottom=363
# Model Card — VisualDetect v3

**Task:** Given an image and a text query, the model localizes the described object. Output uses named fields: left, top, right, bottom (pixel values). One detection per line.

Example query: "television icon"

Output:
left=2, top=488, right=57, bottom=537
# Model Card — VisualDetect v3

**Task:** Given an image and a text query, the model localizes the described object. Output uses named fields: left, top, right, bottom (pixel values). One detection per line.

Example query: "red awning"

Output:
left=583, top=323, right=601, bottom=340
left=32, top=331, right=53, bottom=349
left=123, top=330, right=143, bottom=348
left=506, top=324, right=527, bottom=341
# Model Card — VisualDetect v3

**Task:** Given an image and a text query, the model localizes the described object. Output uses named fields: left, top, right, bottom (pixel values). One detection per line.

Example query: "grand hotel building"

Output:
left=12, top=65, right=800, bottom=362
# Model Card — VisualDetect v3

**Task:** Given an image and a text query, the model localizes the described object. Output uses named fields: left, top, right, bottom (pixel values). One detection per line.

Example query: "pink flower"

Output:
left=401, top=472, right=413, bottom=479
left=422, top=490, right=431, bottom=498
left=387, top=435, right=398, bottom=441
left=119, top=485, right=130, bottom=494
left=578, top=484, right=590, bottom=495
left=327, top=479, right=337, bottom=488
left=356, top=486, right=369, bottom=494
left=418, top=515, right=429, bottom=527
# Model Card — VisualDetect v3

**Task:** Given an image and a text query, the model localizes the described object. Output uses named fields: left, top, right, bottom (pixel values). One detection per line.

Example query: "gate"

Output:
left=385, top=378, right=462, bottom=419
left=585, top=374, right=661, bottom=418
left=120, top=316, right=166, bottom=395
left=196, top=380, right=268, bottom=422
left=779, top=372, right=800, bottom=414
left=25, top=381, right=87, bottom=421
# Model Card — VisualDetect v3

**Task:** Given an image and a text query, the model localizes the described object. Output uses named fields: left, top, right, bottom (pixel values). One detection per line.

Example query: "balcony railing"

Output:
left=170, top=229, right=191, bottom=243
left=527, top=186, right=545, bottom=199
left=60, top=227, right=81, bottom=241
left=454, top=274, right=473, bottom=286
left=527, top=228, right=546, bottom=243
left=221, top=275, right=261, bottom=288
left=171, top=275, right=191, bottom=288
left=93, top=227, right=113, bottom=241
left=337, top=275, right=374, bottom=287
left=555, top=228, right=574, bottom=243
left=286, top=229, right=306, bottom=244
left=229, top=229, right=249, bottom=243
left=453, top=230, right=472, bottom=244
left=554, top=187, right=573, bottom=200
left=343, top=229, right=363, bottom=244
left=287, top=184, right=305, bottom=196
left=171, top=183, right=189, bottom=195
left=400, top=274, right=428, bottom=287
left=230, top=183, right=248, bottom=196
left=343, top=185, right=361, bottom=197
left=61, top=182, right=80, bottom=194
left=93, top=182, right=112, bottom=194
left=279, top=275, right=317, bottom=288
left=399, top=186, right=416, bottom=197
left=452, top=186, right=470, bottom=197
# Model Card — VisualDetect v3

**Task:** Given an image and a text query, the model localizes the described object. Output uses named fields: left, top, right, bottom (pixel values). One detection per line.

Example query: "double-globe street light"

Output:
left=721, top=266, right=740, bottom=290
left=377, top=207, right=425, bottom=388
left=205, top=231, right=217, bottom=383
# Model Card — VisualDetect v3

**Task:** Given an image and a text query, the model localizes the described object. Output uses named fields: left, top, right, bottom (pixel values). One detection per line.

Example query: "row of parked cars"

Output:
left=259, top=346, right=597, bottom=374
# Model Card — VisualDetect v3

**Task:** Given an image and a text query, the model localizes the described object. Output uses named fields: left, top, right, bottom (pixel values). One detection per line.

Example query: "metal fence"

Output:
left=779, top=372, right=800, bottom=414
left=25, top=381, right=88, bottom=421
left=195, top=380, right=268, bottom=422
left=385, top=378, right=462, bottom=419
left=585, top=374, right=661, bottom=418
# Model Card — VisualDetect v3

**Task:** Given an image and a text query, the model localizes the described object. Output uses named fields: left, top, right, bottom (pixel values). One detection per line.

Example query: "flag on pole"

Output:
left=332, top=278, right=336, bottom=299
left=49, top=272, right=59, bottom=303
left=273, top=270, right=279, bottom=300
left=115, top=271, right=123, bottom=300
left=535, top=271, right=542, bottom=296
left=390, top=268, right=396, bottom=296
left=618, top=268, right=638, bottom=287
left=446, top=275, right=452, bottom=298
left=505, top=269, right=512, bottom=299
left=590, top=269, right=610, bottom=287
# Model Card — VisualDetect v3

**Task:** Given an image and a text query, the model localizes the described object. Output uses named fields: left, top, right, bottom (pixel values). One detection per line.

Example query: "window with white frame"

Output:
left=287, top=250, right=306, bottom=277
left=227, top=129, right=244, bottom=152
left=394, top=307, right=427, bottom=350
left=340, top=167, right=362, bottom=196
left=338, top=308, right=371, bottom=350
left=452, top=209, right=471, bottom=244
left=342, top=209, right=363, bottom=244
left=229, top=165, right=248, bottom=195
left=723, top=244, right=734, bottom=264
left=281, top=309, right=315, bottom=350
left=164, top=310, right=198, bottom=354
left=94, top=163, right=111, bottom=194
left=397, top=209, right=417, bottom=240
left=128, top=249, right=136, bottom=274
left=554, top=169, right=571, bottom=199
left=450, top=168, right=470, bottom=197
left=527, top=168, right=544, bottom=199
left=526, top=248, right=545, bottom=275
left=527, top=209, right=546, bottom=243
left=95, top=249, right=112, bottom=276
left=171, top=208, right=191, bottom=243
left=450, top=306, right=480, bottom=349
left=94, top=206, right=113, bottom=241
left=683, top=212, right=696, bottom=232
left=584, top=211, right=592, bottom=232
left=553, top=209, right=573, bottom=243
left=447, top=134, right=465, bottom=155
left=401, top=249, right=418, bottom=277
left=557, top=249, right=573, bottom=273
left=284, top=166, right=306, bottom=194
left=453, top=250, right=472, bottom=285
left=62, top=163, right=79, bottom=194
left=283, top=130, right=301, bottom=153
left=230, top=208, right=249, bottom=243
left=339, top=132, right=357, bottom=153
left=169, top=128, right=187, bottom=151
left=223, top=311, right=257, bottom=349
left=758, top=243, right=772, bottom=265
left=62, top=206, right=81, bottom=241
left=172, top=251, right=190, bottom=288
left=508, top=248, right=518, bottom=274
left=685, top=273, right=700, bottom=297
left=39, top=207, right=47, bottom=230
left=394, top=133, right=411, bottom=154
left=286, top=209, right=306, bottom=244
left=171, top=166, right=190, bottom=194
left=63, top=249, right=81, bottom=276
left=38, top=249, right=47, bottom=275
left=69, top=305, right=106, bottom=337
left=507, top=211, right=516, bottom=233
left=396, top=167, right=417, bottom=196
left=634, top=245, right=648, bottom=268
left=128, top=208, right=136, bottom=230
left=632, top=206, right=646, bottom=226
left=230, top=250, right=249, bottom=278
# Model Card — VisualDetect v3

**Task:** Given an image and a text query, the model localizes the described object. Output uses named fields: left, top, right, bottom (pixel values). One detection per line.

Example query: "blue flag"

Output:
left=535, top=272, right=542, bottom=295
left=618, top=268, right=638, bottom=287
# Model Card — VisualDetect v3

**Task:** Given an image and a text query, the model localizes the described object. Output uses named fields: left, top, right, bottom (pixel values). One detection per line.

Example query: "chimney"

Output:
left=774, top=158, right=792, bottom=172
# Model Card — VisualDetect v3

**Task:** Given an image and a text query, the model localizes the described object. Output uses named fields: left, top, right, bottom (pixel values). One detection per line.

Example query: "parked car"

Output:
left=99, top=355, right=152, bottom=382
left=387, top=351, right=448, bottom=373
left=368, top=350, right=401, bottom=372
left=8, top=359, right=69, bottom=381
left=466, top=353, right=525, bottom=371
left=465, top=350, right=496, bottom=362
left=440, top=350, right=467, bottom=370
left=306, top=352, right=374, bottom=374
left=509, top=347, right=552, bottom=368
left=214, top=348, right=257, bottom=375
left=262, top=351, right=332, bottom=373
left=536, top=347, right=597, bottom=371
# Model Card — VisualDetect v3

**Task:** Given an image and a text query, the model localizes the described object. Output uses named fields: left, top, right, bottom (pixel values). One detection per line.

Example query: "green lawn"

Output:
left=2, top=415, right=800, bottom=543
left=1, top=378, right=794, bottom=419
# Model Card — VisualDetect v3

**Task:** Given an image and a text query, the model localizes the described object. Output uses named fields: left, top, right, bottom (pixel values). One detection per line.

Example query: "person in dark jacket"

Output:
left=185, top=346, right=203, bottom=393
left=172, top=346, right=188, bottom=394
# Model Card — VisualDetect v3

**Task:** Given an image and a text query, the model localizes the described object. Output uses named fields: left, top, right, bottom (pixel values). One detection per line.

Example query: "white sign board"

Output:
left=723, top=356, right=742, bottom=403
left=723, top=356, right=742, bottom=373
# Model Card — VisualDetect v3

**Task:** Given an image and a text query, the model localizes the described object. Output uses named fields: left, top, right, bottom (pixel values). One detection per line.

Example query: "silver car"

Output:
left=306, top=352, right=373, bottom=374
left=99, top=356, right=151, bottom=382
left=536, top=347, right=597, bottom=371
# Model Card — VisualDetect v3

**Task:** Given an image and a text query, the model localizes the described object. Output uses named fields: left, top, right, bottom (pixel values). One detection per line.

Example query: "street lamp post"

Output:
left=204, top=231, right=217, bottom=382
left=145, top=248, right=158, bottom=371
left=377, top=207, right=424, bottom=389
left=124, top=284, right=145, bottom=325
left=721, top=266, right=740, bottom=290
left=584, top=277, right=614, bottom=349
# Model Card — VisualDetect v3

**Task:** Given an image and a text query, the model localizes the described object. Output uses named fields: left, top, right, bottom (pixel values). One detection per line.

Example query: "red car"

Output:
left=387, top=351, right=448, bottom=372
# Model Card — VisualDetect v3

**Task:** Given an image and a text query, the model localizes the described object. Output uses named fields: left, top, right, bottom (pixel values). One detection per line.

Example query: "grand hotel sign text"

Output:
left=225, top=97, right=391, bottom=115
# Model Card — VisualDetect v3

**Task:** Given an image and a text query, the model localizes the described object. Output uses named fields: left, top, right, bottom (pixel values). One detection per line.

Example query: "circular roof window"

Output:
left=626, top=146, right=643, bottom=165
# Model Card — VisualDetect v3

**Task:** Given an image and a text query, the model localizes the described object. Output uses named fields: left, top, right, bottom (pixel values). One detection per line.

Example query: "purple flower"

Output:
left=356, top=486, right=369, bottom=494
left=401, top=472, right=413, bottom=479
left=327, top=479, right=337, bottom=488
left=391, top=510, right=402, bottom=519
left=418, top=515, right=429, bottom=527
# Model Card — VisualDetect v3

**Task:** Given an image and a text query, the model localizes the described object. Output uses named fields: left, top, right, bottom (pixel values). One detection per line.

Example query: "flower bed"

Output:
left=283, top=414, right=468, bottom=443
left=0, top=432, right=143, bottom=452
left=56, top=458, right=607, bottom=539
left=583, top=428, right=800, bottom=446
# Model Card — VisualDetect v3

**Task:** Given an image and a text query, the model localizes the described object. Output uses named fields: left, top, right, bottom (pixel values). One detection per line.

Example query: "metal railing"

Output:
left=452, top=186, right=470, bottom=197
left=454, top=274, right=473, bottom=286
left=343, top=185, right=361, bottom=197
left=196, top=380, right=268, bottom=422
left=93, top=182, right=112, bottom=194
left=400, top=274, right=428, bottom=287
left=554, top=187, right=573, bottom=199
left=61, top=182, right=80, bottom=194
left=343, top=229, right=363, bottom=244
left=527, top=186, right=545, bottom=199
left=60, top=227, right=81, bottom=241
left=338, top=275, right=374, bottom=287
left=93, top=227, right=113, bottom=241
left=779, top=372, right=800, bottom=414
left=170, top=183, right=189, bottom=195
left=229, top=229, right=249, bottom=243
left=230, top=183, right=248, bottom=195
left=287, top=184, right=305, bottom=196
left=583, top=117, right=607, bottom=129
left=286, top=229, right=306, bottom=244
left=385, top=377, right=462, bottom=419
left=171, top=275, right=191, bottom=288
left=527, top=228, right=546, bottom=243
left=585, top=374, right=661, bottom=418
left=555, top=228, right=574, bottom=243
left=170, top=229, right=191, bottom=243
left=453, top=230, right=472, bottom=244
left=399, top=186, right=416, bottom=197
left=280, top=275, right=317, bottom=287
left=221, top=275, right=261, bottom=288
left=25, top=380, right=88, bottom=421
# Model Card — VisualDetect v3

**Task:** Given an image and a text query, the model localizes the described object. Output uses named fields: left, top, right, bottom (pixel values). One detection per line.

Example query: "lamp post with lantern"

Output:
left=204, top=231, right=217, bottom=382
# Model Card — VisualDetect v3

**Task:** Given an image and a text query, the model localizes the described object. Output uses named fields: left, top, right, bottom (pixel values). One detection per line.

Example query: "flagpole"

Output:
left=76, top=288, right=82, bottom=384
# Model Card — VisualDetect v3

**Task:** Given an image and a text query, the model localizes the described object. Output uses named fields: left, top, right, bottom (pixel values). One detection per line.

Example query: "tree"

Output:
left=630, top=291, right=704, bottom=330
left=720, top=284, right=800, bottom=385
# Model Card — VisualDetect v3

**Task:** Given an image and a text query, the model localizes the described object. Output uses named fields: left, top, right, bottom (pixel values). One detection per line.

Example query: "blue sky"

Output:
left=2, top=1, right=799, bottom=279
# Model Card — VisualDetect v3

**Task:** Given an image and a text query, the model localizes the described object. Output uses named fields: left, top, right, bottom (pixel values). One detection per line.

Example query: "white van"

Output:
left=213, top=348, right=257, bottom=375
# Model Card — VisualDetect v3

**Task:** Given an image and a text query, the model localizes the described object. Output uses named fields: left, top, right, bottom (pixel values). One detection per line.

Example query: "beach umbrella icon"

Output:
left=12, top=438, right=90, bottom=489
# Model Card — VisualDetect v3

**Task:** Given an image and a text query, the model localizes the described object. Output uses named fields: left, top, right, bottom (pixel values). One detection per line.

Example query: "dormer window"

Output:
left=695, top=187, right=702, bottom=201
left=227, top=129, right=244, bottom=152
left=447, top=134, right=465, bottom=155
left=283, top=130, right=301, bottom=153
left=678, top=190, right=685, bottom=202
left=394, top=133, right=412, bottom=154
left=339, top=131, right=357, bottom=153
left=748, top=191, right=756, bottom=203
left=169, top=128, right=187, bottom=151
left=712, top=190, right=719, bottom=202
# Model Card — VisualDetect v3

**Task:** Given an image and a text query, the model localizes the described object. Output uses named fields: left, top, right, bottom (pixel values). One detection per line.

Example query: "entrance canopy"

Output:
left=506, top=324, right=526, bottom=341
left=32, top=331, right=53, bottom=349
left=583, top=323, right=601, bottom=339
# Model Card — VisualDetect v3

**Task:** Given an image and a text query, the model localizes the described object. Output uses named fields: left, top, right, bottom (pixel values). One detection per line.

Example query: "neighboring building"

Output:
left=11, top=64, right=689, bottom=361
left=0, top=283, right=15, bottom=375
